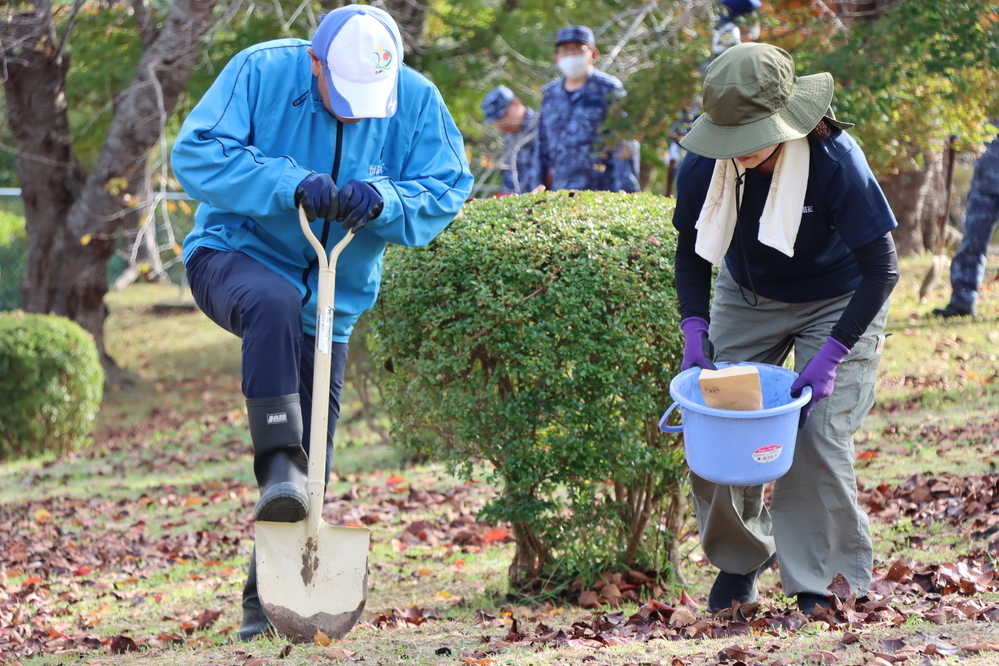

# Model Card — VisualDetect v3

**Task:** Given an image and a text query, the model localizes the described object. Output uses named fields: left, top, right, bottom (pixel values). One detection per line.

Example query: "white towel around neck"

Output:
left=693, top=137, right=811, bottom=267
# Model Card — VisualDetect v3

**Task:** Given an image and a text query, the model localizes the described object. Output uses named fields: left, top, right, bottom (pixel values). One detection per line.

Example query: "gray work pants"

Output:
left=691, top=267, right=888, bottom=597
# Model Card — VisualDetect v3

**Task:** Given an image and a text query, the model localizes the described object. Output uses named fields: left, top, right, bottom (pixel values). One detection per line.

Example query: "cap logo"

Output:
left=312, top=6, right=402, bottom=118
left=373, top=47, right=394, bottom=72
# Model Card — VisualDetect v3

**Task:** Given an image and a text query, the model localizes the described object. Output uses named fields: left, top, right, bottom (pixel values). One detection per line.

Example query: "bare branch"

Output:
left=599, top=0, right=717, bottom=79
left=55, top=0, right=87, bottom=65
left=602, top=1, right=659, bottom=68
left=131, top=0, right=160, bottom=47
left=0, top=139, right=76, bottom=168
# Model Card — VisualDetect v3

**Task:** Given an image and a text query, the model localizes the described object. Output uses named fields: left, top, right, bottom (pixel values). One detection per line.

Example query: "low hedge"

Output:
left=371, top=190, right=687, bottom=591
left=0, top=312, right=104, bottom=461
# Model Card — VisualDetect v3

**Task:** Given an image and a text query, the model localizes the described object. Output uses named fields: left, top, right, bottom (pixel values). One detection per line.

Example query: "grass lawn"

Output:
left=3, top=253, right=999, bottom=666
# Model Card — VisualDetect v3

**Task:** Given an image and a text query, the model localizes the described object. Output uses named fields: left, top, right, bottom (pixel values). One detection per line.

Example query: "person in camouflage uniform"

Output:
left=933, top=135, right=999, bottom=317
left=481, top=85, right=540, bottom=194
left=530, top=25, right=640, bottom=193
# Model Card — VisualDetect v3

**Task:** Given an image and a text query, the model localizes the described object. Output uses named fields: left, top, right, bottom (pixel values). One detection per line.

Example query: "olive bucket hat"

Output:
left=681, top=42, right=852, bottom=160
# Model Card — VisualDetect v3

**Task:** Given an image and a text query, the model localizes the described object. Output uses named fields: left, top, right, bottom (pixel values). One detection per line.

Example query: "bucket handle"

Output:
left=658, top=402, right=683, bottom=434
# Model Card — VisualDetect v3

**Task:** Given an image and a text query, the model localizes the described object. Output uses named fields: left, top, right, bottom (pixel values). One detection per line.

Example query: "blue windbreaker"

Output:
left=173, top=39, right=473, bottom=341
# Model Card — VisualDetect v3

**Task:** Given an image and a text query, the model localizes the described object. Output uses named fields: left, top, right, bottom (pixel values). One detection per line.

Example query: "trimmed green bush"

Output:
left=371, top=190, right=687, bottom=591
left=0, top=312, right=104, bottom=461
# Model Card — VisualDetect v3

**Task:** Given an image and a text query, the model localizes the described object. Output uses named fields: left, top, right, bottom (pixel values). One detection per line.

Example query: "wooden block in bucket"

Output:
left=698, top=366, right=763, bottom=411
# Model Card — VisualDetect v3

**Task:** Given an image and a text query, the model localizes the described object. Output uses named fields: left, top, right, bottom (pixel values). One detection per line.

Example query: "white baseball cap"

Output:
left=311, top=6, right=403, bottom=119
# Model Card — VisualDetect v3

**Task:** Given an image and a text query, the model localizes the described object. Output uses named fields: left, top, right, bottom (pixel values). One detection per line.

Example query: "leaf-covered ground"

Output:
left=5, top=411, right=999, bottom=666
left=3, top=256, right=999, bottom=666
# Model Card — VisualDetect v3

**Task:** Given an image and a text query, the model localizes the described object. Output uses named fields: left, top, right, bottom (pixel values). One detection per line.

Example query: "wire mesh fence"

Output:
left=0, top=190, right=196, bottom=312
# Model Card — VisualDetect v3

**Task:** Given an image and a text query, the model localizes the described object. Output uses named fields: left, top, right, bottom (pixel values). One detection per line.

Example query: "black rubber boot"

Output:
left=238, top=550, right=273, bottom=642
left=797, top=592, right=831, bottom=614
left=931, top=302, right=975, bottom=318
left=246, top=394, right=309, bottom=523
left=707, top=553, right=778, bottom=613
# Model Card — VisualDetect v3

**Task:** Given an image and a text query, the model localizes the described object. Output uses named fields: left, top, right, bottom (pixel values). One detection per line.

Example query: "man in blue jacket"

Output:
left=172, top=5, right=473, bottom=640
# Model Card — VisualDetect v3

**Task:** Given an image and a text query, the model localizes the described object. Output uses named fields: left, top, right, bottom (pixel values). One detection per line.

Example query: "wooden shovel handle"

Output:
left=298, top=205, right=355, bottom=531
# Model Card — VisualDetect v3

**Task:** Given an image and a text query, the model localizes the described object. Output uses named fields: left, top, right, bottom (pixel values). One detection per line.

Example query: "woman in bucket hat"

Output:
left=671, top=43, right=899, bottom=614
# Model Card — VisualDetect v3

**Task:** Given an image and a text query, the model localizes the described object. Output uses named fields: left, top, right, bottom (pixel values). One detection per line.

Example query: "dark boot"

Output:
left=238, top=551, right=273, bottom=642
left=707, top=553, right=778, bottom=613
left=797, top=592, right=831, bottom=614
left=931, top=302, right=975, bottom=318
left=246, top=394, right=309, bottom=523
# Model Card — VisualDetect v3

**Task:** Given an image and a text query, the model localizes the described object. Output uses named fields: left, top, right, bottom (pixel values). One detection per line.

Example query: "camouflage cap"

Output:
left=555, top=25, right=595, bottom=46
left=481, top=86, right=515, bottom=124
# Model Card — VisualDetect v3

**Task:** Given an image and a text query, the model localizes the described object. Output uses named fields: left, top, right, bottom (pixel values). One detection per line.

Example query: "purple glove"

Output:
left=680, top=317, right=717, bottom=371
left=790, top=337, right=850, bottom=425
left=295, top=173, right=338, bottom=222
left=336, top=179, right=384, bottom=233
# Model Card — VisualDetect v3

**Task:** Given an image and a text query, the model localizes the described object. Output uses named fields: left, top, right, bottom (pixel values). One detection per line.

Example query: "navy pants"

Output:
left=949, top=137, right=999, bottom=310
left=186, top=248, right=346, bottom=470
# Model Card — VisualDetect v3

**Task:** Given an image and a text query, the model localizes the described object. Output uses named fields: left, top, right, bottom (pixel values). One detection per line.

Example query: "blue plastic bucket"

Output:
left=658, top=362, right=812, bottom=486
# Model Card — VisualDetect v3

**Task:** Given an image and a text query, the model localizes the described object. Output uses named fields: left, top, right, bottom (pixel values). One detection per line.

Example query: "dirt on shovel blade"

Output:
left=263, top=597, right=366, bottom=643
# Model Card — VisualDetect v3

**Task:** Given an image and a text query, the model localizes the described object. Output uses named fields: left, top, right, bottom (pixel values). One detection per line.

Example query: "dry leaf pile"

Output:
left=6, top=432, right=999, bottom=663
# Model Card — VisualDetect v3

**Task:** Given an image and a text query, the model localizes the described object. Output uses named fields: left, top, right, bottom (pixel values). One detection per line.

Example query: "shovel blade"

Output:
left=255, top=520, right=370, bottom=642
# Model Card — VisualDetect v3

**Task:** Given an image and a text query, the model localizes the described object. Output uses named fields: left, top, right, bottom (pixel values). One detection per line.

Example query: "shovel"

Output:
left=254, top=206, right=371, bottom=643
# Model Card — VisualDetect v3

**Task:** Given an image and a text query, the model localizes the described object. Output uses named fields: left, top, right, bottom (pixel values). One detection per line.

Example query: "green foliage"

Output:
left=0, top=312, right=104, bottom=461
left=609, top=38, right=706, bottom=168
left=57, top=0, right=316, bottom=171
left=0, top=208, right=25, bottom=247
left=788, top=0, right=999, bottom=175
left=0, top=94, right=19, bottom=187
left=413, top=0, right=717, bottom=194
left=0, top=207, right=27, bottom=310
left=64, top=5, right=145, bottom=169
left=370, top=190, right=686, bottom=583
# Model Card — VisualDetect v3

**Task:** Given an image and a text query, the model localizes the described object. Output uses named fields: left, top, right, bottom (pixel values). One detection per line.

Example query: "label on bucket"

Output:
left=752, top=444, right=783, bottom=463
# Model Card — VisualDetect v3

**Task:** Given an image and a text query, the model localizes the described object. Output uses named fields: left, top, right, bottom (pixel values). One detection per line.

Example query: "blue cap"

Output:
left=720, top=0, right=761, bottom=19
left=555, top=25, right=595, bottom=46
left=311, top=6, right=403, bottom=119
left=481, top=86, right=515, bottom=124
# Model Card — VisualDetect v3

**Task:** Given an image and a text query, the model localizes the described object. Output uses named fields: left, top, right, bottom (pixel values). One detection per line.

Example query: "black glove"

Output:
left=295, top=173, right=339, bottom=222
left=336, top=179, right=384, bottom=233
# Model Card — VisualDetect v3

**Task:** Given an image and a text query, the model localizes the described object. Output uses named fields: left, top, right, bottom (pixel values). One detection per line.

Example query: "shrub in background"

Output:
left=0, top=312, right=104, bottom=461
left=371, top=191, right=687, bottom=592
left=0, top=208, right=28, bottom=310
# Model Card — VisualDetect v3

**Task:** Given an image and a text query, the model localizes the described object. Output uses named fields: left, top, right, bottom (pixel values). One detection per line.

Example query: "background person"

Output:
left=933, top=135, right=999, bottom=318
left=171, top=5, right=472, bottom=640
left=530, top=25, right=640, bottom=192
left=481, top=85, right=540, bottom=195
left=671, top=43, right=899, bottom=615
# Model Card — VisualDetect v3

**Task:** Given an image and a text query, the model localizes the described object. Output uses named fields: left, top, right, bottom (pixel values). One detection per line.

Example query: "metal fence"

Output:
left=0, top=189, right=195, bottom=311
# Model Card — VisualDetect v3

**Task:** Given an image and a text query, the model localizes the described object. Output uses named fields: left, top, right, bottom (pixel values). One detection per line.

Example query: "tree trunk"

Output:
left=829, top=0, right=893, bottom=27
left=880, top=147, right=944, bottom=257
left=508, top=521, right=546, bottom=591
left=663, top=485, right=687, bottom=585
left=1, top=2, right=87, bottom=315
left=2, top=0, right=218, bottom=385
left=383, top=0, right=427, bottom=57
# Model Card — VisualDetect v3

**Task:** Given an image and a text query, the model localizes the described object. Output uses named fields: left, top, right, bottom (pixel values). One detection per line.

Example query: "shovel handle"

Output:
left=299, top=205, right=356, bottom=532
left=299, top=206, right=355, bottom=271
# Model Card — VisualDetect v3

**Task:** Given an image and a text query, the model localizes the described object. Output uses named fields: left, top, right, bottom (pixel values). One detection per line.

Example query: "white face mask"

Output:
left=558, top=54, right=591, bottom=79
